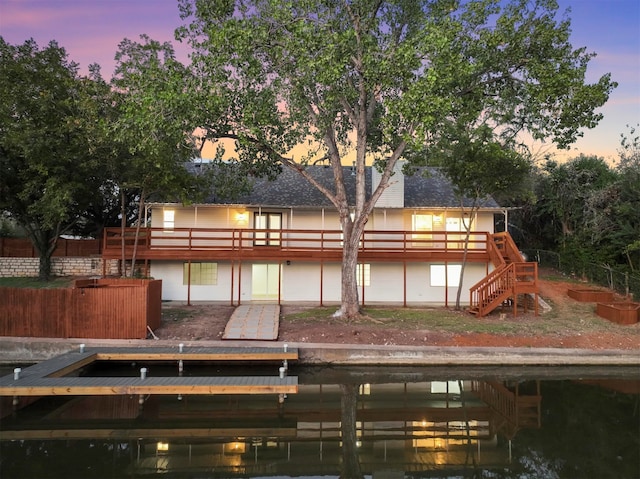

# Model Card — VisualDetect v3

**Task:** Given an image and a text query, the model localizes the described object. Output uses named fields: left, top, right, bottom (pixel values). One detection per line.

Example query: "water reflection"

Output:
left=0, top=366, right=639, bottom=478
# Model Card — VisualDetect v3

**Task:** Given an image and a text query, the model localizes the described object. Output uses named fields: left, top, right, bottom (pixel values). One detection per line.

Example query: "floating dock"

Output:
left=0, top=345, right=298, bottom=397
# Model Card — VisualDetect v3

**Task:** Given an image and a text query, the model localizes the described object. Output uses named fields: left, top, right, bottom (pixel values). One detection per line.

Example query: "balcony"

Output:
left=102, top=227, right=493, bottom=263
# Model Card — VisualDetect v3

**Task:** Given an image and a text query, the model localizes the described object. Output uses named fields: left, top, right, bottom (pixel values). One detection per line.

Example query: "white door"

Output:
left=252, top=264, right=280, bottom=300
left=446, top=217, right=463, bottom=249
left=254, top=213, right=281, bottom=246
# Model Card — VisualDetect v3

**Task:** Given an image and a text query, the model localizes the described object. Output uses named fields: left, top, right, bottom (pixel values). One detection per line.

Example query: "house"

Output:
left=101, top=165, right=538, bottom=316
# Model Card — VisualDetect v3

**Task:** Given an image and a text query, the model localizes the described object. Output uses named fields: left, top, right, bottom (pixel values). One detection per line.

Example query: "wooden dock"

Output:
left=0, top=346, right=298, bottom=397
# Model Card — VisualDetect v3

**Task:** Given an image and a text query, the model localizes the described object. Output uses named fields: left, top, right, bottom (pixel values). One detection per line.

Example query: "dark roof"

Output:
left=404, top=168, right=500, bottom=208
left=200, top=165, right=500, bottom=209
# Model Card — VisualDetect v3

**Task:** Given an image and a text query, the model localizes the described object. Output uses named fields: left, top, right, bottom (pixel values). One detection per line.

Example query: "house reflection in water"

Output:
left=0, top=373, right=542, bottom=477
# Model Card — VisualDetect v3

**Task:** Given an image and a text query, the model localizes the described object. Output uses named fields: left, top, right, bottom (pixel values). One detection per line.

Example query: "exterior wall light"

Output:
left=235, top=212, right=248, bottom=225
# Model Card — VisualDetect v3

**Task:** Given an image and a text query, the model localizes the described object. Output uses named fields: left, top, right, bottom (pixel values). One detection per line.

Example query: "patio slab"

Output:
left=222, top=304, right=280, bottom=340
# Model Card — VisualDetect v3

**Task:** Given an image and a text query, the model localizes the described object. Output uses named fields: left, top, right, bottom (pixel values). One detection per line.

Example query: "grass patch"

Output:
left=283, top=306, right=524, bottom=334
left=282, top=301, right=639, bottom=338
left=0, top=277, right=73, bottom=288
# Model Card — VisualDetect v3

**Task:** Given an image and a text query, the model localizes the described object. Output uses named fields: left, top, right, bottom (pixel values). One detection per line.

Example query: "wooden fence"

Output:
left=0, top=237, right=101, bottom=257
left=0, top=279, right=161, bottom=339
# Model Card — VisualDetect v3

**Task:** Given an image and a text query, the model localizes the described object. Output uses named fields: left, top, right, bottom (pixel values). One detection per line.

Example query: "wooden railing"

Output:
left=469, top=263, right=515, bottom=316
left=486, top=232, right=507, bottom=268
left=101, top=227, right=493, bottom=261
left=514, top=261, right=538, bottom=291
left=492, top=232, right=525, bottom=263
left=472, top=380, right=517, bottom=425
left=469, top=233, right=539, bottom=317
left=472, top=380, right=541, bottom=438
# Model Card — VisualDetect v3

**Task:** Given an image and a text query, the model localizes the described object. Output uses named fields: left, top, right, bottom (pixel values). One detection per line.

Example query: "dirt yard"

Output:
left=155, top=274, right=640, bottom=350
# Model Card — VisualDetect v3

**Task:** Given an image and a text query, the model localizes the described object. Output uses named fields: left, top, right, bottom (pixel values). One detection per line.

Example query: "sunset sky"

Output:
left=1, top=0, right=638, bottom=163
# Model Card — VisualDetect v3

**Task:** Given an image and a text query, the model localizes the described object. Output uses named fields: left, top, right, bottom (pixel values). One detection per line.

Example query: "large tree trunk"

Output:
left=30, top=229, right=58, bottom=281
left=38, top=250, right=52, bottom=281
left=340, top=384, right=363, bottom=479
left=336, top=217, right=364, bottom=318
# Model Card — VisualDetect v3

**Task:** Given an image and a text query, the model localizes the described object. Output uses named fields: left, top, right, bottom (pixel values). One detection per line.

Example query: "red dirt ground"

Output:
left=156, top=277, right=640, bottom=350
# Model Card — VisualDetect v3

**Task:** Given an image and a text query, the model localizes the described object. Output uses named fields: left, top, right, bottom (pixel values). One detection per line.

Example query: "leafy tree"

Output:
left=584, top=126, right=640, bottom=271
left=439, top=128, right=531, bottom=308
left=111, top=36, right=205, bottom=275
left=110, top=35, right=269, bottom=275
left=614, top=126, right=640, bottom=272
left=530, top=155, right=616, bottom=257
left=0, top=38, right=109, bottom=279
left=176, top=0, right=615, bottom=318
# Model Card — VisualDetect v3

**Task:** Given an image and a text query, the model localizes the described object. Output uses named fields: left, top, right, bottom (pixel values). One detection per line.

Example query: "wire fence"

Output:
left=523, top=249, right=640, bottom=300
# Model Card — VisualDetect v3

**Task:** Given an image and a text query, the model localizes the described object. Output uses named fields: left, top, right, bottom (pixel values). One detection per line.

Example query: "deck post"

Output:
left=187, top=260, right=192, bottom=306
left=360, top=262, right=365, bottom=307
left=403, top=261, right=407, bottom=308
left=237, top=261, right=242, bottom=305
left=230, top=260, right=235, bottom=306
left=320, top=261, right=324, bottom=306
left=444, top=260, right=448, bottom=308
left=278, top=260, right=282, bottom=305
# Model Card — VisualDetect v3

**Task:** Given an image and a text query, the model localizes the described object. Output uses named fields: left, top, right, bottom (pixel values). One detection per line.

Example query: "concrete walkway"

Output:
left=1, top=336, right=639, bottom=368
left=222, top=304, right=281, bottom=340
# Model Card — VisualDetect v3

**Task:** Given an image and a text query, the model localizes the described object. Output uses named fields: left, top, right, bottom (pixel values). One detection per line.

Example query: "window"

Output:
left=163, top=209, right=175, bottom=231
left=254, top=212, right=282, bottom=246
left=183, top=262, right=218, bottom=285
left=431, top=381, right=461, bottom=394
left=412, top=213, right=433, bottom=245
left=430, top=264, right=461, bottom=287
left=357, top=263, right=370, bottom=286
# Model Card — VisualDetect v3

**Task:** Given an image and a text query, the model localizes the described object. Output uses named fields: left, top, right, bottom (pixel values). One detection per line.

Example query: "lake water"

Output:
left=0, top=364, right=638, bottom=478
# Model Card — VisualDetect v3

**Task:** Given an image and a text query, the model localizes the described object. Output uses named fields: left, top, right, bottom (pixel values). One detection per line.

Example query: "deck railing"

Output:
left=492, top=231, right=525, bottom=263
left=102, top=227, right=493, bottom=260
left=468, top=233, right=539, bottom=317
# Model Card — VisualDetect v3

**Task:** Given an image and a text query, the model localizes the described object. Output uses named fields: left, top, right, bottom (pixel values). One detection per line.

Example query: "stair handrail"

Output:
left=469, top=232, right=539, bottom=317
left=472, top=380, right=517, bottom=425
left=469, top=263, right=515, bottom=317
left=493, top=232, right=525, bottom=262
left=486, top=234, right=506, bottom=268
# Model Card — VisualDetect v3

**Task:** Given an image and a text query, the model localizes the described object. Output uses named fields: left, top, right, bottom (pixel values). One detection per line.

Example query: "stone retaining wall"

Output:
left=0, top=257, right=120, bottom=277
left=1, top=338, right=639, bottom=366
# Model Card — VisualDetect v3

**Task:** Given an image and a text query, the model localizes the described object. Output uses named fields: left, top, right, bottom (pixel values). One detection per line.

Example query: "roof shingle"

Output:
left=199, top=165, right=500, bottom=209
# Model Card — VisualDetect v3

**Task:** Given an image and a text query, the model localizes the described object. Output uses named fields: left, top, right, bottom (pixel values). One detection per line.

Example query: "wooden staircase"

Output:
left=469, top=232, right=539, bottom=317
left=472, top=380, right=542, bottom=440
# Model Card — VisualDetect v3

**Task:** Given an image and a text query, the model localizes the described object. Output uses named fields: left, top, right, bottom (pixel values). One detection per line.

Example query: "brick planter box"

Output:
left=567, top=288, right=615, bottom=302
left=596, top=302, right=640, bottom=325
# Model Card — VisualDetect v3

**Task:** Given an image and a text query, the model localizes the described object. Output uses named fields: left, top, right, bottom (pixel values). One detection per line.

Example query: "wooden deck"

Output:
left=0, top=346, right=298, bottom=397
left=101, top=227, right=493, bottom=263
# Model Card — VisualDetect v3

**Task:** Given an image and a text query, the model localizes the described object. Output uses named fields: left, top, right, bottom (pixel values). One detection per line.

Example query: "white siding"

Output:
left=151, top=261, right=235, bottom=302
left=147, top=204, right=495, bottom=305
left=372, top=161, right=405, bottom=208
